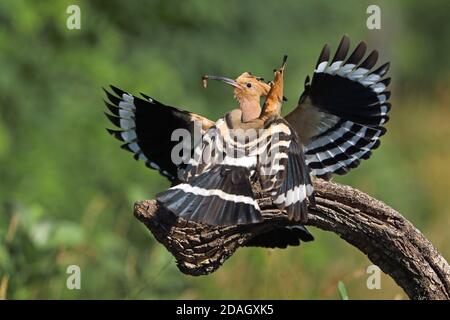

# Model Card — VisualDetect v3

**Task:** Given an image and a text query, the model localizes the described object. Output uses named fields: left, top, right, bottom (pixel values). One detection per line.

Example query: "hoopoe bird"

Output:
left=105, top=36, right=391, bottom=247
left=157, top=55, right=315, bottom=225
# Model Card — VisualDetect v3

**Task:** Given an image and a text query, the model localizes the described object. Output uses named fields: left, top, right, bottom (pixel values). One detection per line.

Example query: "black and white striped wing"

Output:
left=285, top=36, right=391, bottom=179
left=157, top=164, right=262, bottom=226
left=157, top=117, right=263, bottom=226
left=258, top=119, right=314, bottom=222
left=181, top=118, right=227, bottom=181
left=104, top=86, right=213, bottom=182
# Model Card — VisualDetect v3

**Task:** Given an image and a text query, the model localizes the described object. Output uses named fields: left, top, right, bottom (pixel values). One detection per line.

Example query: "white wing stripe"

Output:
left=307, top=137, right=378, bottom=164
left=127, top=142, right=140, bottom=153
left=221, top=156, right=257, bottom=168
left=273, top=185, right=307, bottom=206
left=118, top=100, right=135, bottom=111
left=310, top=144, right=374, bottom=176
left=337, top=63, right=355, bottom=77
left=120, top=130, right=137, bottom=142
left=347, top=67, right=369, bottom=80
left=371, top=82, right=386, bottom=93
left=326, top=61, right=343, bottom=74
left=119, top=118, right=135, bottom=130
left=171, top=184, right=260, bottom=208
left=315, top=61, right=328, bottom=73
left=118, top=108, right=134, bottom=119
left=378, top=94, right=387, bottom=103
left=359, top=73, right=381, bottom=86
left=306, top=122, right=377, bottom=151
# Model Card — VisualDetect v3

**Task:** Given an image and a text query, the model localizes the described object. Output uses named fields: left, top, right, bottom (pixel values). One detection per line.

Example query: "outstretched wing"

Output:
left=157, top=165, right=262, bottom=226
left=157, top=115, right=263, bottom=226
left=104, top=86, right=214, bottom=182
left=285, top=35, right=391, bottom=179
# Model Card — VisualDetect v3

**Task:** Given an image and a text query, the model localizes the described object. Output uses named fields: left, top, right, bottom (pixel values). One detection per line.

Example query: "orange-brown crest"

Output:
left=261, top=56, right=287, bottom=117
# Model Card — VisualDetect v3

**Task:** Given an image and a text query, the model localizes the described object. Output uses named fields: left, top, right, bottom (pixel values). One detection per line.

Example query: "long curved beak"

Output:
left=202, top=75, right=240, bottom=88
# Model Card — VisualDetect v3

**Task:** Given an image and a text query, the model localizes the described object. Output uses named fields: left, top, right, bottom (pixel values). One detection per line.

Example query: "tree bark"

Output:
left=133, top=179, right=450, bottom=300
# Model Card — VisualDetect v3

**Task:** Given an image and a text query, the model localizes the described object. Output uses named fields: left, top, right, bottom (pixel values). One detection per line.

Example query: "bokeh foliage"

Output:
left=0, top=0, right=449, bottom=299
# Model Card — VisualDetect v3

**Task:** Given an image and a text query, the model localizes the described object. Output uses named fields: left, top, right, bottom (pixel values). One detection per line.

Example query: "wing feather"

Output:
left=104, top=86, right=213, bottom=182
left=285, top=35, right=392, bottom=179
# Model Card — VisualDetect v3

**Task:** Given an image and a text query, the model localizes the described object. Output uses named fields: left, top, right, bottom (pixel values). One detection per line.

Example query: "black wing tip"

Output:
left=360, top=50, right=379, bottom=69
left=103, top=88, right=121, bottom=106
left=345, top=41, right=367, bottom=65
left=332, top=35, right=351, bottom=62
left=106, top=127, right=118, bottom=135
left=305, top=75, right=310, bottom=85
left=102, top=86, right=112, bottom=98
left=380, top=77, right=391, bottom=87
left=367, top=49, right=379, bottom=57
left=106, top=128, right=124, bottom=141
left=372, top=62, right=391, bottom=77
left=104, top=100, right=119, bottom=115
left=322, top=43, right=331, bottom=52
left=109, top=85, right=127, bottom=97
left=357, top=40, right=367, bottom=48
left=340, top=34, right=350, bottom=42
left=104, top=112, right=121, bottom=127
left=316, top=43, right=331, bottom=66
left=140, top=92, right=151, bottom=100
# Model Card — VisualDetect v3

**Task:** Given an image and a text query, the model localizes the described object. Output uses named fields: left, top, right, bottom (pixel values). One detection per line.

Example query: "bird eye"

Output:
left=246, top=83, right=252, bottom=88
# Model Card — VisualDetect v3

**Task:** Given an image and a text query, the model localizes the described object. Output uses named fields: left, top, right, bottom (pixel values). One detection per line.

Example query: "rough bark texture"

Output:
left=133, top=179, right=450, bottom=300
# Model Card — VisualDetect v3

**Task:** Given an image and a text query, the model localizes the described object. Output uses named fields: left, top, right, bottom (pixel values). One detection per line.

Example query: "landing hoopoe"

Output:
left=105, top=36, right=392, bottom=246
left=157, top=55, right=315, bottom=225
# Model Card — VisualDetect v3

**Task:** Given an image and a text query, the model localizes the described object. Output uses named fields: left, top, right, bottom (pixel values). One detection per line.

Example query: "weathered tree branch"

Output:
left=133, top=179, right=450, bottom=300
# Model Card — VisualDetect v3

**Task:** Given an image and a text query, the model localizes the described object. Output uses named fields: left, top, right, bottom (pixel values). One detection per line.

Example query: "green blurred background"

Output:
left=0, top=0, right=449, bottom=299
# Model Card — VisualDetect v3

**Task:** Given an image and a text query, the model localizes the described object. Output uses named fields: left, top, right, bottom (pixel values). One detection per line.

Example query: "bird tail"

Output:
left=157, top=165, right=263, bottom=226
